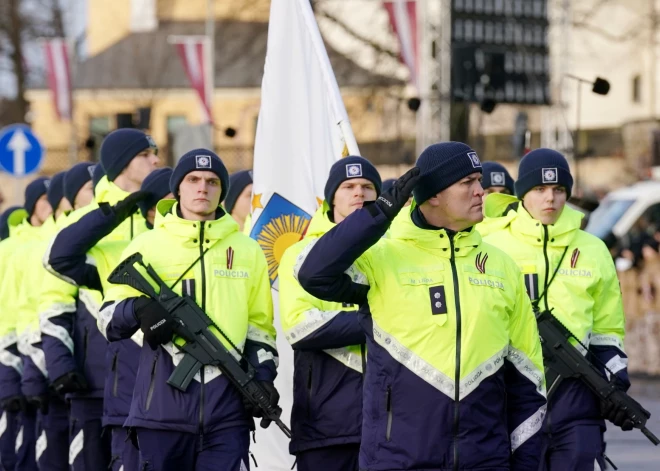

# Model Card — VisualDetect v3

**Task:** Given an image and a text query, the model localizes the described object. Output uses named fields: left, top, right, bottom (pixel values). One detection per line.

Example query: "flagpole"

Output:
left=68, top=38, right=77, bottom=166
left=206, top=0, right=215, bottom=147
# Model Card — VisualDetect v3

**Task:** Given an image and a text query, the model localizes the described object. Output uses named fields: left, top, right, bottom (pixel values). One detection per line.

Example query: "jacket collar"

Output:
left=305, top=203, right=335, bottom=239
left=94, top=176, right=130, bottom=205
left=154, top=199, right=238, bottom=243
left=483, top=192, right=584, bottom=247
left=389, top=203, right=482, bottom=258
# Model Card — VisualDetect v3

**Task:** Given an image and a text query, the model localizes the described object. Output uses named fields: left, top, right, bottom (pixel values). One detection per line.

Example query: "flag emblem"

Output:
left=571, top=248, right=580, bottom=269
left=346, top=163, right=362, bottom=178
left=491, top=172, right=505, bottom=185
left=227, top=247, right=234, bottom=269
left=249, top=193, right=312, bottom=285
left=542, top=168, right=558, bottom=183
left=475, top=252, right=488, bottom=274
left=196, top=155, right=212, bottom=169
left=467, top=152, right=482, bottom=168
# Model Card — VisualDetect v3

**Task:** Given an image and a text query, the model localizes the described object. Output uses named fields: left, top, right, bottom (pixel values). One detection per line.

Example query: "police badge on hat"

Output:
left=491, top=172, right=505, bottom=185
left=346, top=163, right=363, bottom=178
left=542, top=168, right=558, bottom=184
left=44, top=179, right=50, bottom=189
left=146, top=135, right=157, bottom=148
left=195, top=155, right=212, bottom=169
left=467, top=152, right=482, bottom=168
left=88, top=165, right=96, bottom=179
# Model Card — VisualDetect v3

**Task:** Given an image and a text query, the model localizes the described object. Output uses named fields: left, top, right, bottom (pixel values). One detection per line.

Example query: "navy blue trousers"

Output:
left=0, top=410, right=19, bottom=471
left=136, top=427, right=250, bottom=471
left=540, top=424, right=606, bottom=471
left=36, top=398, right=69, bottom=471
left=296, top=444, right=360, bottom=471
left=15, top=408, right=37, bottom=471
left=110, top=426, right=139, bottom=471
left=69, top=398, right=111, bottom=471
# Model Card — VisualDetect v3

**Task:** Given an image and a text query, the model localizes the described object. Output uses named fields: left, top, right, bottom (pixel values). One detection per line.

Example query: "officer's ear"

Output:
left=424, top=193, right=443, bottom=208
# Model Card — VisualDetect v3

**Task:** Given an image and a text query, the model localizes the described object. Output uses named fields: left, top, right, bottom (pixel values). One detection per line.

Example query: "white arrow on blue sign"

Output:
left=0, top=124, right=44, bottom=177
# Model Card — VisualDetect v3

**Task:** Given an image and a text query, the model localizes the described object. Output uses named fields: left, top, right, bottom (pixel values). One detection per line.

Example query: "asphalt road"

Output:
left=603, top=378, right=660, bottom=470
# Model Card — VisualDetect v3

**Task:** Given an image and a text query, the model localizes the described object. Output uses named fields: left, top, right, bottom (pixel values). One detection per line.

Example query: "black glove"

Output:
left=134, top=297, right=177, bottom=350
left=51, top=371, right=88, bottom=396
left=374, top=167, right=421, bottom=220
left=242, top=381, right=280, bottom=429
left=100, top=191, right=150, bottom=222
left=0, top=395, right=25, bottom=413
left=27, top=395, right=49, bottom=415
left=601, top=398, right=635, bottom=431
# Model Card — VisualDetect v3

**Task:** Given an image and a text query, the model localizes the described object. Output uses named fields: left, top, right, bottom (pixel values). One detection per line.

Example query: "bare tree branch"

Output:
left=314, top=7, right=399, bottom=61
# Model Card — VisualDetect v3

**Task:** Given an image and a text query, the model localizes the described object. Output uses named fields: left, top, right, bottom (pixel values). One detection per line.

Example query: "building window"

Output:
left=167, top=115, right=188, bottom=133
left=88, top=116, right=111, bottom=161
left=632, top=75, right=641, bottom=103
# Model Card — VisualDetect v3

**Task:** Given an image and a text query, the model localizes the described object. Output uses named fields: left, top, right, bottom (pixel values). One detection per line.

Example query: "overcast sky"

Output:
left=0, top=0, right=86, bottom=99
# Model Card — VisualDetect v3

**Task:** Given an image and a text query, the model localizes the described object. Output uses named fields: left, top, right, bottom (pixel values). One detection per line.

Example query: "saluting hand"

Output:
left=374, top=167, right=420, bottom=221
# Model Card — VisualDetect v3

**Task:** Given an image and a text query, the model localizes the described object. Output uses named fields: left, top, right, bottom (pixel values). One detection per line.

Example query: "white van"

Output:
left=585, top=181, right=660, bottom=240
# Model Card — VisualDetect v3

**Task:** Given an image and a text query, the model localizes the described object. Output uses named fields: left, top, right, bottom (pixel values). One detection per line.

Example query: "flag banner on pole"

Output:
left=173, top=37, right=213, bottom=123
left=44, top=39, right=72, bottom=120
left=383, top=0, right=418, bottom=89
left=248, top=0, right=360, bottom=468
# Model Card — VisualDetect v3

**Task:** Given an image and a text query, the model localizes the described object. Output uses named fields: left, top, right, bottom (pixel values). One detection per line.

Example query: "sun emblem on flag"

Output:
left=249, top=193, right=312, bottom=285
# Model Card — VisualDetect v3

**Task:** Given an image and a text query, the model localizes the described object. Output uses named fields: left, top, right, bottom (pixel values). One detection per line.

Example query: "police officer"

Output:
left=42, top=129, right=157, bottom=471
left=279, top=157, right=381, bottom=470
left=47, top=167, right=171, bottom=471
left=481, top=162, right=515, bottom=197
left=0, top=205, right=28, bottom=471
left=297, top=142, right=546, bottom=471
left=0, top=206, right=25, bottom=240
left=476, top=162, right=517, bottom=238
left=1, top=177, right=52, bottom=471
left=101, top=149, right=279, bottom=470
left=482, top=149, right=629, bottom=471
left=224, top=169, right=253, bottom=232
left=137, top=167, right=174, bottom=229
left=21, top=172, right=75, bottom=471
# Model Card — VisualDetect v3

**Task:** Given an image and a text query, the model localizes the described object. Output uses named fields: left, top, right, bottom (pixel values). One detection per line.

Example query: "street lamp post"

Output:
left=563, top=74, right=610, bottom=193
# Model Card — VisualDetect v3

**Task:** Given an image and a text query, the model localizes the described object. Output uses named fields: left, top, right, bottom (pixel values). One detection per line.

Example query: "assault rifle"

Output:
left=108, top=253, right=291, bottom=438
left=536, top=309, right=658, bottom=446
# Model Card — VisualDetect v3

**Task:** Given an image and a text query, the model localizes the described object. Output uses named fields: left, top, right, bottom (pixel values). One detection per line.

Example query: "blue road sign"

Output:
left=0, top=124, right=44, bottom=177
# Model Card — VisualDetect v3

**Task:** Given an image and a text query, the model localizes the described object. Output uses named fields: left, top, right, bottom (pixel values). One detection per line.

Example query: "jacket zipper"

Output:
left=199, top=222, right=206, bottom=312
left=385, top=385, right=393, bottom=441
left=541, top=225, right=553, bottom=436
left=449, top=235, right=462, bottom=471
left=111, top=352, right=119, bottom=397
left=146, top=353, right=158, bottom=410
left=130, top=214, right=134, bottom=239
left=306, top=364, right=313, bottom=418
left=82, top=327, right=89, bottom=369
left=199, top=222, right=206, bottom=439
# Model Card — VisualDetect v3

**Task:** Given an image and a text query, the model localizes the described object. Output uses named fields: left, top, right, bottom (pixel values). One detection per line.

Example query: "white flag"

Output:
left=248, top=0, right=359, bottom=468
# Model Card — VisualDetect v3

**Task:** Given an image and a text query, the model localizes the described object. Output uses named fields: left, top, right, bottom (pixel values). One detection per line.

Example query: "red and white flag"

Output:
left=173, top=37, right=213, bottom=123
left=44, top=39, right=72, bottom=120
left=383, top=1, right=418, bottom=89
